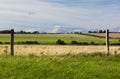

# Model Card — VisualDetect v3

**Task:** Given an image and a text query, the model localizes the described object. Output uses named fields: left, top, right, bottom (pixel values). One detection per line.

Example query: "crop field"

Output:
left=0, top=34, right=119, bottom=44
left=0, top=45, right=120, bottom=56
left=87, top=33, right=120, bottom=39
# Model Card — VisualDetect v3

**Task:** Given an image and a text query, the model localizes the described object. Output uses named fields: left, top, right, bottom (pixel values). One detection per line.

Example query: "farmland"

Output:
left=0, top=33, right=119, bottom=56
left=0, top=34, right=119, bottom=45
left=0, top=45, right=120, bottom=56
left=87, top=32, right=120, bottom=39
left=0, top=33, right=120, bottom=79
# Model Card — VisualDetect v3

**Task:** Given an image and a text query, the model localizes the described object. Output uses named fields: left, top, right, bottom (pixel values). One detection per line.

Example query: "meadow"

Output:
left=0, top=55, right=120, bottom=79
left=0, top=34, right=119, bottom=45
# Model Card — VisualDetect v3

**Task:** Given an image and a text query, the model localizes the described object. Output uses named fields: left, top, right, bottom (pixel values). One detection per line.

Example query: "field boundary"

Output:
left=0, top=29, right=119, bottom=56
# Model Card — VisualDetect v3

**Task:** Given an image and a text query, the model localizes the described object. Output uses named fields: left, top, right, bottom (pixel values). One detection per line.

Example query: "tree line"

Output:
left=0, top=30, right=83, bottom=34
left=88, top=30, right=106, bottom=33
left=0, top=30, right=41, bottom=34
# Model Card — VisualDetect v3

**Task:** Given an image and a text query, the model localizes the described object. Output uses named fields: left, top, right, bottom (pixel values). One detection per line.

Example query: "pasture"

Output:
left=0, top=55, right=120, bottom=79
left=0, top=34, right=119, bottom=44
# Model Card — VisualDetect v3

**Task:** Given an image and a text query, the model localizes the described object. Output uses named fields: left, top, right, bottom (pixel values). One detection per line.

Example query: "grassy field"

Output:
left=0, top=55, right=120, bottom=79
left=0, top=34, right=119, bottom=44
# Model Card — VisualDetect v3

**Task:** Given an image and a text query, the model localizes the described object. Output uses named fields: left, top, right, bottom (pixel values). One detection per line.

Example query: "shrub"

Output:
left=17, top=41, right=39, bottom=44
left=111, top=43, right=120, bottom=46
left=71, top=41, right=79, bottom=45
left=25, top=41, right=39, bottom=44
left=90, top=41, right=94, bottom=45
left=79, top=42, right=89, bottom=45
left=0, top=42, right=2, bottom=44
left=4, top=42, right=10, bottom=44
left=56, top=39, right=66, bottom=45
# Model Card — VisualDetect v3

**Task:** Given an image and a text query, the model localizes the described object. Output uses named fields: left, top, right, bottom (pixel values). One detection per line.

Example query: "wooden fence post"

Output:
left=11, top=29, right=14, bottom=56
left=106, top=29, right=109, bottom=55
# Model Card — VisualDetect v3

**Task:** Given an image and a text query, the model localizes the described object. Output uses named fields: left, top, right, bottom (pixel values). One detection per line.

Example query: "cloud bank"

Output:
left=0, top=0, right=120, bottom=32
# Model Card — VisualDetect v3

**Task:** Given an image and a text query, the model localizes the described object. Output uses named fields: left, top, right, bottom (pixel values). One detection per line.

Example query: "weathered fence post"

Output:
left=106, top=29, right=109, bottom=55
left=11, top=29, right=14, bottom=56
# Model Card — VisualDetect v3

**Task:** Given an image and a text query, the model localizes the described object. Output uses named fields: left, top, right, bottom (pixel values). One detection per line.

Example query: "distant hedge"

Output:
left=71, top=41, right=79, bottom=45
left=0, top=40, right=119, bottom=45
left=17, top=41, right=40, bottom=44
left=56, top=39, right=66, bottom=45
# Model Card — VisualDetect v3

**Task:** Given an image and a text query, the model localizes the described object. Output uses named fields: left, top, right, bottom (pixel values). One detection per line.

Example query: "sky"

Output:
left=0, top=0, right=120, bottom=32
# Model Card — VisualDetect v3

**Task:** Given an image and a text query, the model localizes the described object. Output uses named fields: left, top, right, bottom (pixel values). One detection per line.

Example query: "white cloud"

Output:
left=52, top=25, right=61, bottom=33
left=0, top=0, right=120, bottom=32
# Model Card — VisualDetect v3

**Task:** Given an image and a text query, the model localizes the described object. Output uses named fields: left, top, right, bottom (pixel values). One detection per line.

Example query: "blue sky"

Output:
left=0, top=0, right=120, bottom=32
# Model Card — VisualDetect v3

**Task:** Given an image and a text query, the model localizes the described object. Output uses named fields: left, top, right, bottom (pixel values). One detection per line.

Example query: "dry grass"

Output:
left=0, top=45, right=120, bottom=56
left=88, top=33, right=120, bottom=38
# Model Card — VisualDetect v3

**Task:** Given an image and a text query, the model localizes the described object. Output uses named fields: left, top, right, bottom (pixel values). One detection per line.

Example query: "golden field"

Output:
left=88, top=33, right=120, bottom=38
left=0, top=45, right=120, bottom=56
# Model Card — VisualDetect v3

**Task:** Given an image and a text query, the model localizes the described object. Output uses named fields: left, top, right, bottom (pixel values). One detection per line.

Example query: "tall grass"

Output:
left=0, top=55, right=120, bottom=79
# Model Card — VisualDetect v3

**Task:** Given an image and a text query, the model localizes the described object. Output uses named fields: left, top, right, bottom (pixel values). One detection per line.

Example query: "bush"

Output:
left=17, top=41, right=39, bottom=44
left=111, top=43, right=120, bottom=46
left=25, top=41, right=39, bottom=44
left=90, top=41, right=94, bottom=45
left=56, top=39, right=66, bottom=45
left=0, top=42, right=2, bottom=44
left=71, top=41, right=79, bottom=45
left=4, top=42, right=10, bottom=44
left=79, top=42, right=89, bottom=45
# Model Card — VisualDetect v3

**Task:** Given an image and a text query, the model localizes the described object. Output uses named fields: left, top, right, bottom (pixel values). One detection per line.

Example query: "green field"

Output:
left=0, top=34, right=119, bottom=44
left=0, top=55, right=120, bottom=79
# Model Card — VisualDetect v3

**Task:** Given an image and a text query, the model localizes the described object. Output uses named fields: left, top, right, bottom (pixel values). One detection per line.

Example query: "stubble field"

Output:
left=88, top=33, right=120, bottom=39
left=0, top=45, right=120, bottom=56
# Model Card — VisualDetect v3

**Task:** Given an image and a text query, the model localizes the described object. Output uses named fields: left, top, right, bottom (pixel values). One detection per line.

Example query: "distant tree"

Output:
left=74, top=32, right=82, bottom=34
left=70, top=32, right=73, bottom=34
left=74, top=32, right=79, bottom=34
left=56, top=39, right=66, bottom=45
left=0, top=30, right=11, bottom=34
left=88, top=31, right=91, bottom=33
left=32, top=31, right=39, bottom=34
left=90, top=41, right=95, bottom=45
left=71, top=41, right=79, bottom=45
left=103, top=30, right=106, bottom=33
left=99, top=30, right=103, bottom=33
left=19, top=31, right=26, bottom=34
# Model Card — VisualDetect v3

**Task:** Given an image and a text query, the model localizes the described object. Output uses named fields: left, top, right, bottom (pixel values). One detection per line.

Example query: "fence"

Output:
left=0, top=29, right=120, bottom=56
left=10, top=29, right=110, bottom=56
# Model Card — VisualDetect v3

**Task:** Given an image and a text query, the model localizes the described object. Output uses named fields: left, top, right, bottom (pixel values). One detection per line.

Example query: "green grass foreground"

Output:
left=0, top=55, right=120, bottom=79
